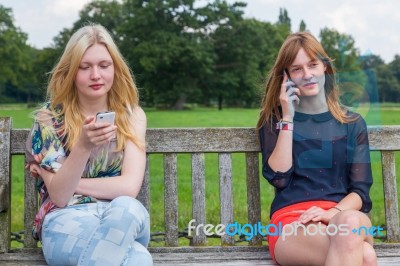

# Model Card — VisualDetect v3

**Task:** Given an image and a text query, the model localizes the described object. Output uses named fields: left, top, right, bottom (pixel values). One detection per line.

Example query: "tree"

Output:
left=319, top=28, right=367, bottom=106
left=277, top=8, right=291, bottom=30
left=0, top=5, right=36, bottom=103
left=197, top=0, right=247, bottom=109
left=360, top=54, right=385, bottom=70
left=50, top=0, right=123, bottom=51
left=372, top=54, right=400, bottom=103
left=115, top=0, right=216, bottom=108
left=31, top=47, right=62, bottom=100
left=319, top=28, right=361, bottom=72
left=389, top=55, right=400, bottom=82
left=376, top=64, right=400, bottom=102
left=358, top=53, right=385, bottom=103
left=299, top=20, right=306, bottom=32
left=208, top=18, right=283, bottom=109
left=274, top=8, right=291, bottom=47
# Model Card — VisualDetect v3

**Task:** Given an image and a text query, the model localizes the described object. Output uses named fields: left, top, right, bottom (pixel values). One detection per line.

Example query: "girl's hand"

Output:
left=78, top=116, right=117, bottom=151
left=29, top=164, right=54, bottom=184
left=25, top=153, right=45, bottom=178
left=33, top=153, right=44, bottom=163
left=297, top=206, right=340, bottom=224
left=279, top=71, right=301, bottom=121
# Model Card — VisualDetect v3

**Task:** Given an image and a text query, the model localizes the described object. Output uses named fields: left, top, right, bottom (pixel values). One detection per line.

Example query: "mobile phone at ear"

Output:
left=284, top=68, right=291, bottom=78
left=284, top=69, right=295, bottom=91
left=96, top=111, right=115, bottom=125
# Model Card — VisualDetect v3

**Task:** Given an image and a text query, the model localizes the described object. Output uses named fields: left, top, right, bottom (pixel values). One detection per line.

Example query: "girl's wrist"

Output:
left=73, top=140, right=92, bottom=154
left=330, top=206, right=343, bottom=213
left=276, top=119, right=293, bottom=131
left=281, top=116, right=293, bottom=123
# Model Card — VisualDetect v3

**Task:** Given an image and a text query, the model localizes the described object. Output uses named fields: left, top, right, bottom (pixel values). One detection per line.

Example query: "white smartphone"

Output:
left=95, top=111, right=115, bottom=125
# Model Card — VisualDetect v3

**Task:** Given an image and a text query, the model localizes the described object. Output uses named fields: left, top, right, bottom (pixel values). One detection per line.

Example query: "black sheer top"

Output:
left=259, top=111, right=373, bottom=217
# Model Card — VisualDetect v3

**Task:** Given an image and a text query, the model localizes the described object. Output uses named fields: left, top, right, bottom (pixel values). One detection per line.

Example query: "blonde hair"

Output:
left=257, top=32, right=353, bottom=130
left=42, top=23, right=141, bottom=151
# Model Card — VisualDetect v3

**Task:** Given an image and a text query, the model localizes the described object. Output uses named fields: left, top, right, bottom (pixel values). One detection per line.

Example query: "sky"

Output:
left=1, top=0, right=399, bottom=63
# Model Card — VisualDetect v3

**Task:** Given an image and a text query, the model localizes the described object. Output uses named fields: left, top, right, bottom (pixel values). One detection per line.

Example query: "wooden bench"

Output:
left=0, top=116, right=400, bottom=265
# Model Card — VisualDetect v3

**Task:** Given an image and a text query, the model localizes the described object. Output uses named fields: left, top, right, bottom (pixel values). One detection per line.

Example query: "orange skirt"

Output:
left=267, top=200, right=337, bottom=262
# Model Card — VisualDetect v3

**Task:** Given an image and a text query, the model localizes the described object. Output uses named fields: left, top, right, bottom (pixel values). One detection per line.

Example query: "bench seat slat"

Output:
left=3, top=244, right=400, bottom=264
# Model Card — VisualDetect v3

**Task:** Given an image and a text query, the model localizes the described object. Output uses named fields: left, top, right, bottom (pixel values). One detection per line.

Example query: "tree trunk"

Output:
left=218, top=95, right=223, bottom=111
left=172, top=95, right=187, bottom=110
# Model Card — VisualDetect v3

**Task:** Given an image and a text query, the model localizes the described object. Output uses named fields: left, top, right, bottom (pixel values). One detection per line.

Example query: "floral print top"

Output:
left=25, top=104, right=123, bottom=240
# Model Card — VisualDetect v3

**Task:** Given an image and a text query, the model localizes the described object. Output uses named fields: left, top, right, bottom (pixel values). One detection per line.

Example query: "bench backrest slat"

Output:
left=136, top=155, right=150, bottom=212
left=246, top=152, right=262, bottom=246
left=10, top=129, right=28, bottom=155
left=0, top=118, right=11, bottom=253
left=191, top=153, right=207, bottom=246
left=368, top=126, right=400, bottom=150
left=381, top=151, right=400, bottom=242
left=24, top=167, right=37, bottom=248
left=146, top=128, right=259, bottom=153
left=218, top=153, right=235, bottom=245
left=9, top=126, right=400, bottom=154
left=164, top=153, right=179, bottom=246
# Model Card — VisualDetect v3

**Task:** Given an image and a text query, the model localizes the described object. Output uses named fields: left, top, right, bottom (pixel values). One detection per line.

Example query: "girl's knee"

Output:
left=331, top=210, right=372, bottom=234
left=329, top=210, right=375, bottom=252
left=108, top=196, right=150, bottom=230
left=333, top=210, right=360, bottom=226
left=111, top=195, right=137, bottom=207
left=363, top=242, right=377, bottom=266
left=112, top=196, right=148, bottom=215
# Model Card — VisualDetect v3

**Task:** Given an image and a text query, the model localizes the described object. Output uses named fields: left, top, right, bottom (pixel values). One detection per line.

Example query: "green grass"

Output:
left=1, top=103, right=400, bottom=247
left=145, top=107, right=259, bottom=128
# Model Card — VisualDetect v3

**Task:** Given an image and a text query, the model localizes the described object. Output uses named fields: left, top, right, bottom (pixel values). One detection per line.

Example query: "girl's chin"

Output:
left=299, top=92, right=317, bottom=98
left=299, top=87, right=321, bottom=97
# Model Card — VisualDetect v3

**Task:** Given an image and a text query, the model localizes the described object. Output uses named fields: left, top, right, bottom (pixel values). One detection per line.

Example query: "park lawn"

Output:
left=1, top=104, right=400, bottom=247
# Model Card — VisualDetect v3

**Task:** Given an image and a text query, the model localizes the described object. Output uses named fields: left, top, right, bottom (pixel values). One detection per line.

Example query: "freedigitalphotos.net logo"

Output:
left=187, top=219, right=384, bottom=241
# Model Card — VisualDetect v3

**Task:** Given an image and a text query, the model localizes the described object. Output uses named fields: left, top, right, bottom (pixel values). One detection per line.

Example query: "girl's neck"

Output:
left=78, top=97, right=108, bottom=117
left=295, top=95, right=328, bottom=114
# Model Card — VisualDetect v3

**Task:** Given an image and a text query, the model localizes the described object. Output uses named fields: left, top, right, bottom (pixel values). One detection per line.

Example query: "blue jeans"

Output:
left=41, top=196, right=152, bottom=266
